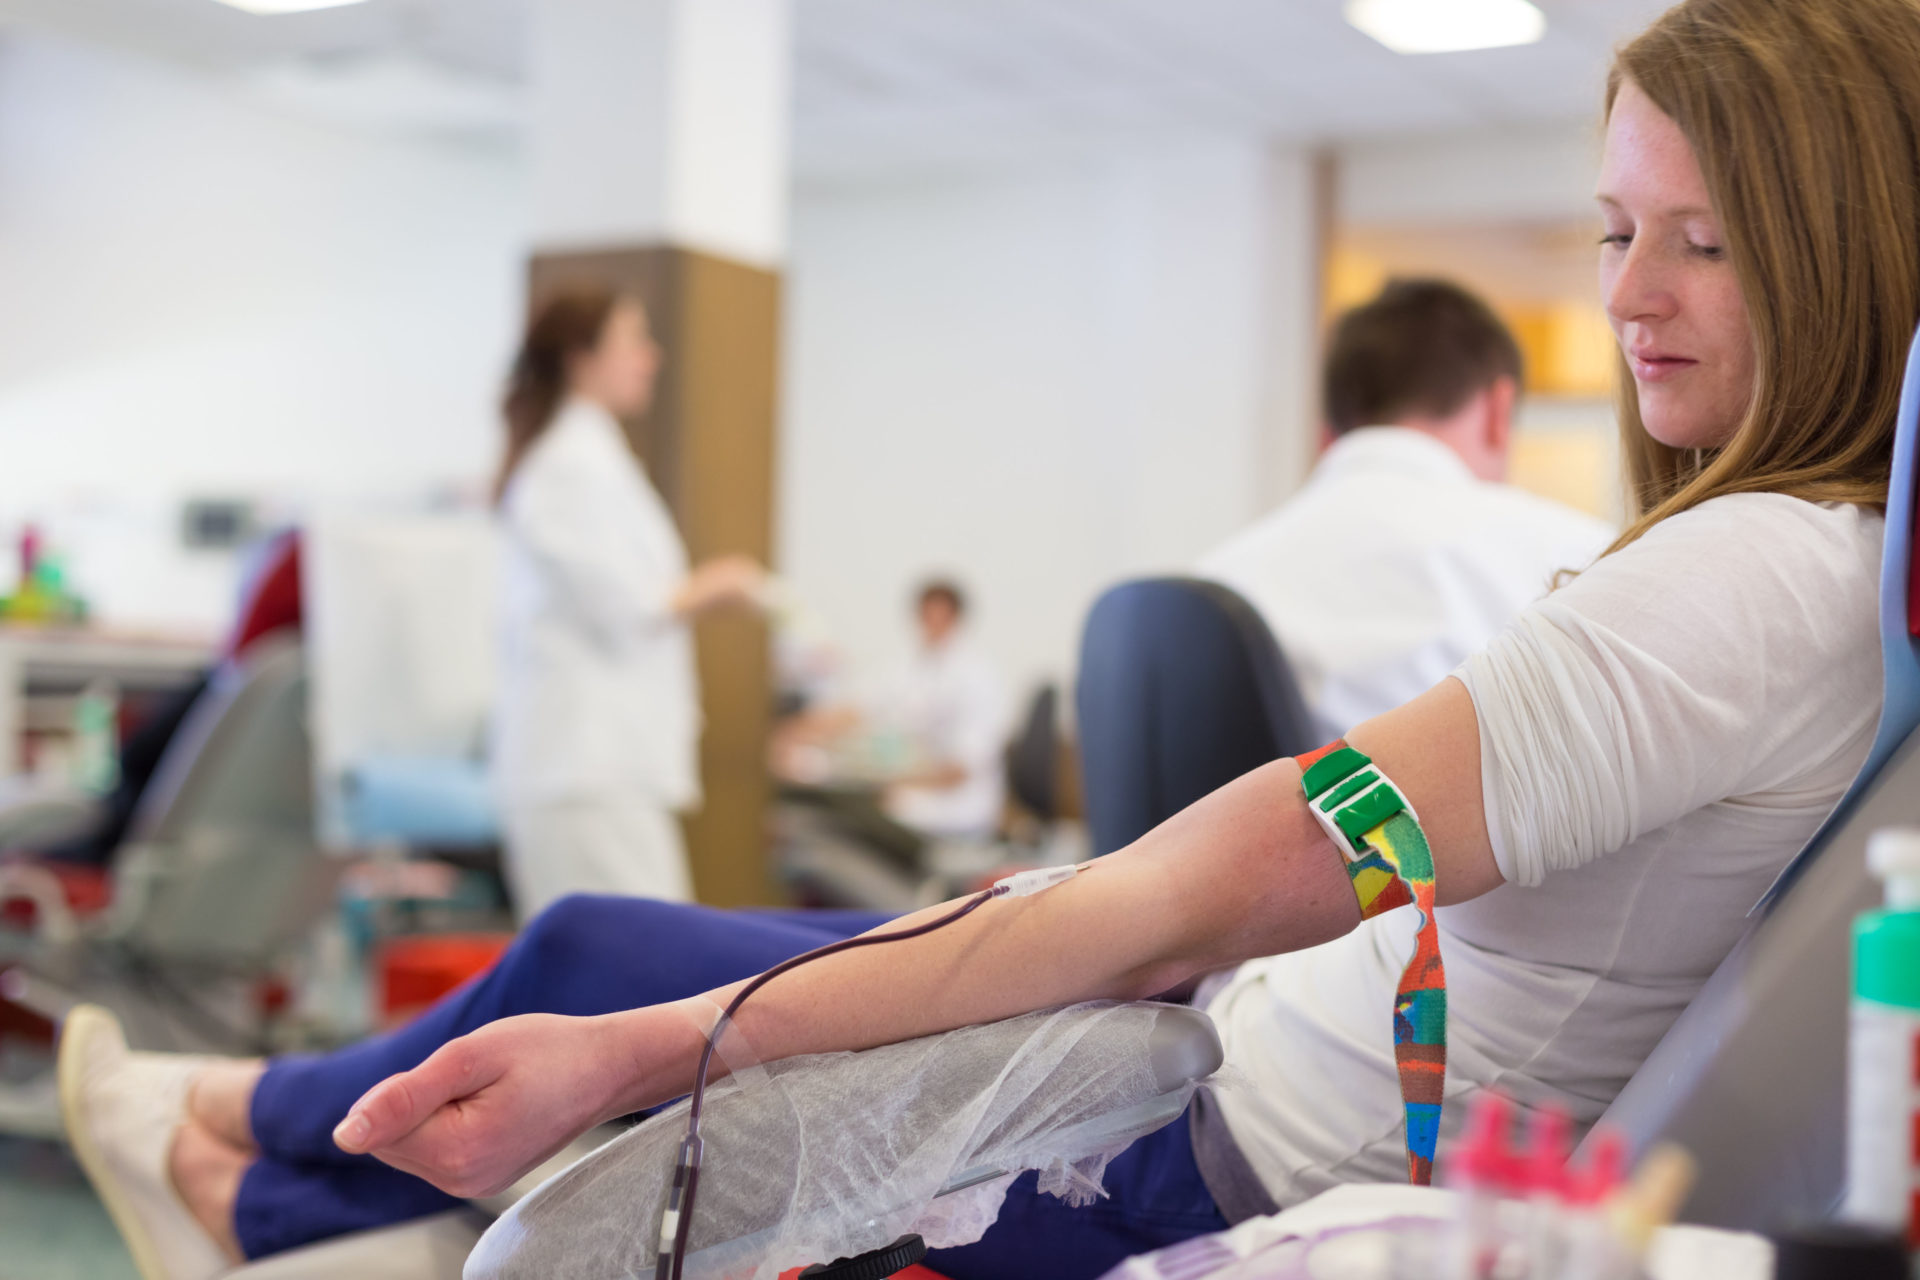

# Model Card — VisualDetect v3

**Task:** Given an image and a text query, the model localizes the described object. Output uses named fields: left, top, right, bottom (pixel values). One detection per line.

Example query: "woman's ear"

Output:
left=1485, top=376, right=1518, bottom=456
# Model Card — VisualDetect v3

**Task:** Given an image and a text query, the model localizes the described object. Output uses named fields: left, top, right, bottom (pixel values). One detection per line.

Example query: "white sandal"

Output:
left=56, top=1004, right=232, bottom=1280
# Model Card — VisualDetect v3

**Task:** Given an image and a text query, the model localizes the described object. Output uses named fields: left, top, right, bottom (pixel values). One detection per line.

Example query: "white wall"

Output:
left=1337, top=122, right=1603, bottom=227
left=780, top=140, right=1319, bottom=698
left=0, top=28, right=1597, bottom=708
left=0, top=34, right=524, bottom=629
left=0, top=30, right=1328, bottom=708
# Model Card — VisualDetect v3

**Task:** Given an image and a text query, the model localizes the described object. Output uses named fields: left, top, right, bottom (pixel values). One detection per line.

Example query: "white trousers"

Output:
left=501, top=795, right=694, bottom=921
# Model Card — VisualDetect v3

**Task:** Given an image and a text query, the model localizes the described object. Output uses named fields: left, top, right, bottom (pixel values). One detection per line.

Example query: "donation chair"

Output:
left=1004, top=683, right=1061, bottom=827
left=1584, top=321, right=1920, bottom=1230
left=1076, top=577, right=1317, bottom=855
left=2, top=637, right=330, bottom=1136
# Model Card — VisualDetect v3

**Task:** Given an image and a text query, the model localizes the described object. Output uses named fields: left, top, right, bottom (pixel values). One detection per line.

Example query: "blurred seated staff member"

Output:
left=51, top=1, right=1915, bottom=1275
left=491, top=287, right=767, bottom=918
left=779, top=579, right=1012, bottom=840
left=1200, top=279, right=1615, bottom=740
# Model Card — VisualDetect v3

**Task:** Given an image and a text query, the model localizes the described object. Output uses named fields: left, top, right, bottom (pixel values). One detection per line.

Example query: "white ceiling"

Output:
left=793, top=0, right=1669, bottom=176
left=0, top=0, right=1674, bottom=174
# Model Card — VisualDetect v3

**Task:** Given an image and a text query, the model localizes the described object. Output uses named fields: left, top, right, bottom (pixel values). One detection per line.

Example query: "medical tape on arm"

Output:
left=1295, top=738, right=1448, bottom=1186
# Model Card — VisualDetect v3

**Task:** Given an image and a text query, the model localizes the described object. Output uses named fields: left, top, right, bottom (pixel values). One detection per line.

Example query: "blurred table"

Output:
left=0, top=626, right=216, bottom=774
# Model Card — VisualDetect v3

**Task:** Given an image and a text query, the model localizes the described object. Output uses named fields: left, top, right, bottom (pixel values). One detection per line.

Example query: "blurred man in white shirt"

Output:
left=1199, top=279, right=1615, bottom=741
left=869, top=580, right=1012, bottom=837
left=776, top=579, right=1012, bottom=841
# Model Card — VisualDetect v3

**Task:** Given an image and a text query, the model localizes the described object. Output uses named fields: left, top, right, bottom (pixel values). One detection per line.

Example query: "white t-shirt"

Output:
left=872, top=637, right=1012, bottom=837
left=1205, top=494, right=1883, bottom=1206
left=492, top=399, right=701, bottom=811
left=1198, top=428, right=1617, bottom=741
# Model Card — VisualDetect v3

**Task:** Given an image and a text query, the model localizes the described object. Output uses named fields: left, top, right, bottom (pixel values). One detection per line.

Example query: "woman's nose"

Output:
left=1604, top=241, right=1678, bottom=328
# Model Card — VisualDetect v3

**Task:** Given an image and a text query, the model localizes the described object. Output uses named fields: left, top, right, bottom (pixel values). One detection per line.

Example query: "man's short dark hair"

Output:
left=1322, top=278, right=1523, bottom=436
left=916, top=578, right=966, bottom=617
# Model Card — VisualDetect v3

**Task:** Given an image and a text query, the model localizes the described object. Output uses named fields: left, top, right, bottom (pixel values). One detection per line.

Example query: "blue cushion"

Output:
left=341, top=755, right=498, bottom=847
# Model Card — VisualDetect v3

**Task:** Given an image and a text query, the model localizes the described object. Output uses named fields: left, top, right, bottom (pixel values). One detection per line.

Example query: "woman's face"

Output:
left=573, top=300, right=661, bottom=418
left=1596, top=80, right=1755, bottom=451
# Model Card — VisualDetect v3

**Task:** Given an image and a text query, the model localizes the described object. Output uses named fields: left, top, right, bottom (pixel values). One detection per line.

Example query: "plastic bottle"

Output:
left=1846, top=827, right=1920, bottom=1248
left=71, top=679, right=120, bottom=794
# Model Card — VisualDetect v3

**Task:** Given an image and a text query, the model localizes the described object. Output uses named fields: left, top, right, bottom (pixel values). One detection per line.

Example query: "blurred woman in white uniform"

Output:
left=491, top=288, right=764, bottom=918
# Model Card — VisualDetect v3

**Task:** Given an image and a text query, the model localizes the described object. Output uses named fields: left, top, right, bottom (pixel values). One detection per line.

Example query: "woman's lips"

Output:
left=1630, top=352, right=1698, bottom=382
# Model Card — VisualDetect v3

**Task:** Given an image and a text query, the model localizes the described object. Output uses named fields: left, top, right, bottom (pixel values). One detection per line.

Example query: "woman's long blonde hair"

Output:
left=1604, top=0, right=1920, bottom=554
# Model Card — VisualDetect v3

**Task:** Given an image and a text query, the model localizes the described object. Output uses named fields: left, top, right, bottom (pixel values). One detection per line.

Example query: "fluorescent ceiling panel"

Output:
left=213, top=0, right=371, bottom=14
left=1345, top=0, right=1547, bottom=54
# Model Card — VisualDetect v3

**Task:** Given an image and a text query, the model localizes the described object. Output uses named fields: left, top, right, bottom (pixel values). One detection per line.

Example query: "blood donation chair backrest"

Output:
left=1583, top=320, right=1920, bottom=1230
left=1004, top=683, right=1061, bottom=823
left=1076, top=577, right=1316, bottom=857
left=116, top=636, right=329, bottom=968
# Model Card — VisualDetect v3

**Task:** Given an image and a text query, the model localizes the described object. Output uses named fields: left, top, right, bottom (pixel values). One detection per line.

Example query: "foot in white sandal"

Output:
left=57, top=1005, right=235, bottom=1280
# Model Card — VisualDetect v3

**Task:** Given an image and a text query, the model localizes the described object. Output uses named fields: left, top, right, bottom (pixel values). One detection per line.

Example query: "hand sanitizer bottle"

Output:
left=1847, top=827, right=1920, bottom=1248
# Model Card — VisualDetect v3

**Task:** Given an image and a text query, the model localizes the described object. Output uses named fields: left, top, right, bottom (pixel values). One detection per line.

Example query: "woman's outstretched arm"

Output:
left=338, top=679, right=1498, bottom=1197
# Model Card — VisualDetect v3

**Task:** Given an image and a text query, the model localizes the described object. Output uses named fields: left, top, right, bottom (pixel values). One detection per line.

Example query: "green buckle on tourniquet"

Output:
left=1301, top=746, right=1371, bottom=799
left=1302, top=746, right=1417, bottom=857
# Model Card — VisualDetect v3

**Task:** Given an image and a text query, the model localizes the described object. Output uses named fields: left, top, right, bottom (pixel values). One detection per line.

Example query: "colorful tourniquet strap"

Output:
left=1296, top=738, right=1446, bottom=1186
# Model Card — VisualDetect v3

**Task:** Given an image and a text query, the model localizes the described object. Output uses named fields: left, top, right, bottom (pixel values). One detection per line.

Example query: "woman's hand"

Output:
left=673, top=554, right=769, bottom=618
left=331, top=1012, right=669, bottom=1198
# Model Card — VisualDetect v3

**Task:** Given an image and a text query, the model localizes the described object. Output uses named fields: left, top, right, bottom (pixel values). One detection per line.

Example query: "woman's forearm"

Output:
left=603, top=757, right=1363, bottom=1116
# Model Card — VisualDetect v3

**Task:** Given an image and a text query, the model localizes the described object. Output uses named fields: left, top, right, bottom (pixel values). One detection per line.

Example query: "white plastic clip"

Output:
left=992, top=865, right=1083, bottom=898
left=1308, top=772, right=1419, bottom=864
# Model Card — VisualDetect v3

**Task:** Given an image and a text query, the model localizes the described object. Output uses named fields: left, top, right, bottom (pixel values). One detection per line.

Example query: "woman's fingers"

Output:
left=371, top=1106, right=512, bottom=1198
left=333, top=1037, right=500, bottom=1155
left=377, top=1108, right=580, bottom=1199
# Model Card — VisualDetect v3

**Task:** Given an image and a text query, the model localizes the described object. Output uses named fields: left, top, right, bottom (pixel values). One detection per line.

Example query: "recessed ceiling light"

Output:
left=213, top=0, right=371, bottom=14
left=1345, top=0, right=1547, bottom=54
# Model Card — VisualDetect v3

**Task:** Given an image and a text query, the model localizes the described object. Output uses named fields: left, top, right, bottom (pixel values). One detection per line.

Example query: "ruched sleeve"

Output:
left=1454, top=495, right=1882, bottom=887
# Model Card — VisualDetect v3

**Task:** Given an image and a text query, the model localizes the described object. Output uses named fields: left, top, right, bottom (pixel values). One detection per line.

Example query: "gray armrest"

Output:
left=229, top=1210, right=494, bottom=1280
left=0, top=779, right=98, bottom=853
left=466, top=1001, right=1222, bottom=1280
left=219, top=1129, right=628, bottom=1280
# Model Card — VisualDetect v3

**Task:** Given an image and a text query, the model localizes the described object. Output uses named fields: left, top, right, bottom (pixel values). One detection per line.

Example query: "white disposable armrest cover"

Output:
left=465, top=1003, right=1211, bottom=1280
